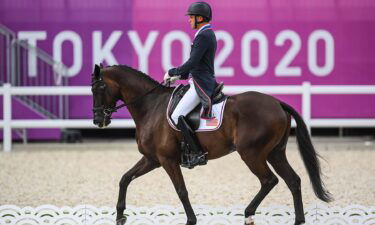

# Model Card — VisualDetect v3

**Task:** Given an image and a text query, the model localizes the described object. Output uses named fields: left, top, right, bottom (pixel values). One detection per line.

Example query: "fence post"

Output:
left=11, top=39, right=16, bottom=86
left=6, top=34, right=11, bottom=82
left=302, top=82, right=311, bottom=134
left=3, top=83, right=12, bottom=152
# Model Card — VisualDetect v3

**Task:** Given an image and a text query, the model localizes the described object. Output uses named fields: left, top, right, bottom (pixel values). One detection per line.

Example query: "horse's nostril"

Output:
left=93, top=118, right=102, bottom=125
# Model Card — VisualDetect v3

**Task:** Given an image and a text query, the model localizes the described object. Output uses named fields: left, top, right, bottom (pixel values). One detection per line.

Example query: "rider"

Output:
left=164, top=1, right=217, bottom=167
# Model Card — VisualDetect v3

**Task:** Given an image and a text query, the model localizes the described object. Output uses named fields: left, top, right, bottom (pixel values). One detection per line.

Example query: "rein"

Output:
left=95, top=80, right=167, bottom=115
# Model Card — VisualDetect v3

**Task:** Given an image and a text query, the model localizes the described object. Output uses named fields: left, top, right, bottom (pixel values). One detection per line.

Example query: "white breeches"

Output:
left=171, top=79, right=201, bottom=124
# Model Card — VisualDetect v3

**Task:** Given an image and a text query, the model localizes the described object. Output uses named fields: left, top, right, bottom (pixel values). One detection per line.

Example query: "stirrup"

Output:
left=181, top=147, right=208, bottom=169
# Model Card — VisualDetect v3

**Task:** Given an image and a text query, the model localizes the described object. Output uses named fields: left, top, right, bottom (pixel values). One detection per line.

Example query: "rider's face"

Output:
left=188, top=15, right=203, bottom=29
left=188, top=15, right=195, bottom=29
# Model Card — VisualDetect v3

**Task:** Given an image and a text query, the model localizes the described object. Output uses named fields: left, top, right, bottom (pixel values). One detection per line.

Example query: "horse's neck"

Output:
left=117, top=76, right=170, bottom=125
left=126, top=90, right=171, bottom=126
left=123, top=82, right=151, bottom=101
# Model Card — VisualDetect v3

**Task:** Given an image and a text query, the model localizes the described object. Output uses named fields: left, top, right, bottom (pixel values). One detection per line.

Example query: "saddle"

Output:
left=168, top=82, right=227, bottom=130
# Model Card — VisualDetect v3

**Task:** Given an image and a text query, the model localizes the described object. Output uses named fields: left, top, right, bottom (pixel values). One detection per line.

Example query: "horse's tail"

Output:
left=280, top=101, right=333, bottom=202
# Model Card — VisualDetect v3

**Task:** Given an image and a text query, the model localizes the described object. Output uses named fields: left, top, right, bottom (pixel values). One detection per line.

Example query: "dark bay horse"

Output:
left=91, top=64, right=332, bottom=225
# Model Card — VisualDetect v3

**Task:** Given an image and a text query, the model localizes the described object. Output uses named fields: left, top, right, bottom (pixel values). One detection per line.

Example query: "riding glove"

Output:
left=164, top=72, right=181, bottom=84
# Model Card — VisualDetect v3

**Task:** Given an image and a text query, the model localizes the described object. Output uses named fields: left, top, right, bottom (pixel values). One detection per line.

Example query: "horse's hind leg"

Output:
left=268, top=148, right=305, bottom=225
left=239, top=150, right=279, bottom=225
left=116, top=156, right=160, bottom=225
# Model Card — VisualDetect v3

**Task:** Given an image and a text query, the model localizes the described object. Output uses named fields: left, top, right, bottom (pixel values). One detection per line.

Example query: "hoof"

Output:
left=294, top=220, right=305, bottom=225
left=245, top=216, right=254, bottom=225
left=116, top=216, right=127, bottom=225
left=186, top=219, right=197, bottom=225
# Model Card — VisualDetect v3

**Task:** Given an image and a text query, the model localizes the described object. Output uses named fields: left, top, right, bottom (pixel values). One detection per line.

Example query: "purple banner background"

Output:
left=1, top=0, right=375, bottom=130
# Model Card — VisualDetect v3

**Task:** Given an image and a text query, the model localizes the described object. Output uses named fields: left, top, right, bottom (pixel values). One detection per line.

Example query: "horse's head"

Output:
left=91, top=64, right=119, bottom=128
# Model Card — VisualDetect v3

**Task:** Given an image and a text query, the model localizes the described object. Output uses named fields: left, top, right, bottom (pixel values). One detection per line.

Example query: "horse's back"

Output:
left=229, top=91, right=285, bottom=116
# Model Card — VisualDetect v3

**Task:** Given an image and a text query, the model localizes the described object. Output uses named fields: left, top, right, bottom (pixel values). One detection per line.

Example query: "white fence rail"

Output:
left=1, top=204, right=374, bottom=225
left=1, top=82, right=375, bottom=152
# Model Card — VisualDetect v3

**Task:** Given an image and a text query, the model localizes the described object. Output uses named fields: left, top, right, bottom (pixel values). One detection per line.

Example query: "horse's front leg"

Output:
left=116, top=156, right=160, bottom=225
left=160, top=157, right=197, bottom=225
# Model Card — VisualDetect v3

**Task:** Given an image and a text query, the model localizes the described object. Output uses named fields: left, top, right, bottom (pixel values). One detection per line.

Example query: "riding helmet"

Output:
left=186, top=2, right=212, bottom=22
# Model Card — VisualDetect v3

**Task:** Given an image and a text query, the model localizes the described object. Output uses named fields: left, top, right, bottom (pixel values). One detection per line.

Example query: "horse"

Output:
left=91, top=64, right=332, bottom=225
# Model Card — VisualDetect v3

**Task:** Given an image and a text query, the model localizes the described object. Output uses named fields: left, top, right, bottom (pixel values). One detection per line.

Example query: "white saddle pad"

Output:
left=166, top=95, right=228, bottom=132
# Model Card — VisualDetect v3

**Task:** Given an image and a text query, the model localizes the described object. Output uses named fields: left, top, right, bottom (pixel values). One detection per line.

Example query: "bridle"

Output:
left=92, top=78, right=167, bottom=117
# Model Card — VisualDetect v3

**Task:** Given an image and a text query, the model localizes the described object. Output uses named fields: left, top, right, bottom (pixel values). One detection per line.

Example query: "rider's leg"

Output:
left=171, top=79, right=201, bottom=125
left=171, top=79, right=207, bottom=167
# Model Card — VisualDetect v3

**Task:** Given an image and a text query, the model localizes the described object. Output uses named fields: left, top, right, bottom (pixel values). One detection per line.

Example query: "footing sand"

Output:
left=1, top=137, right=374, bottom=207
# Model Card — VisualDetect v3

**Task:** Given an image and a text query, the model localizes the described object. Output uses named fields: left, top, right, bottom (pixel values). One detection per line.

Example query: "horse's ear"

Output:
left=94, top=64, right=101, bottom=79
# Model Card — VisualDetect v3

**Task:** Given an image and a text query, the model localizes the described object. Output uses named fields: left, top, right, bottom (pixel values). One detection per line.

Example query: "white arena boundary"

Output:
left=1, top=82, right=375, bottom=152
left=0, top=204, right=374, bottom=225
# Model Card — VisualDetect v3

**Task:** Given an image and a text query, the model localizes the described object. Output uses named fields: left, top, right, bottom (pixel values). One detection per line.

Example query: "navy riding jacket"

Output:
left=168, top=25, right=217, bottom=101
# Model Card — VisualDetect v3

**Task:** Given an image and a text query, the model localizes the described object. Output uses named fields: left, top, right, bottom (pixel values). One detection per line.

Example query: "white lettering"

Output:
left=275, top=30, right=302, bottom=76
left=93, top=31, right=122, bottom=67
left=17, top=31, right=47, bottom=77
left=241, top=30, right=268, bottom=77
left=128, top=31, right=158, bottom=74
left=215, top=31, right=234, bottom=77
left=53, top=31, right=82, bottom=77
left=308, top=30, right=335, bottom=77
left=162, top=31, right=191, bottom=72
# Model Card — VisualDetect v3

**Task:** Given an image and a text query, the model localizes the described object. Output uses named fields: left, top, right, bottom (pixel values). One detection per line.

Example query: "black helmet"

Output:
left=186, top=2, right=212, bottom=22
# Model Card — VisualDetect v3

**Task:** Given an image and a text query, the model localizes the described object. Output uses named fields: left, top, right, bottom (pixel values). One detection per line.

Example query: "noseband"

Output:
left=92, top=105, right=114, bottom=117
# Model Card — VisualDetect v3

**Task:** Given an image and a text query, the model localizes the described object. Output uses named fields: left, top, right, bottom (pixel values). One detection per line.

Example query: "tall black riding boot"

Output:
left=177, top=115, right=207, bottom=169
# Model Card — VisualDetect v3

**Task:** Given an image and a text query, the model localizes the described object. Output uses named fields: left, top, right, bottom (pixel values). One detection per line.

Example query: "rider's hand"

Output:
left=168, top=75, right=181, bottom=84
left=164, top=72, right=180, bottom=84
left=163, top=72, right=171, bottom=82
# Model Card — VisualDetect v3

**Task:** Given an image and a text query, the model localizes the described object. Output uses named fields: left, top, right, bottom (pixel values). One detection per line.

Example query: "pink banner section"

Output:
left=0, top=0, right=374, bottom=121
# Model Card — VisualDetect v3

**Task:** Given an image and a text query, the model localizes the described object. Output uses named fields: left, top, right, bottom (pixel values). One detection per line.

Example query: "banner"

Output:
left=1, top=0, right=374, bottom=120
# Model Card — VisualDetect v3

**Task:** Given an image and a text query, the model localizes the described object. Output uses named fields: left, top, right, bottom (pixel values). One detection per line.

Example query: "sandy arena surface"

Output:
left=0, top=137, right=374, bottom=208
